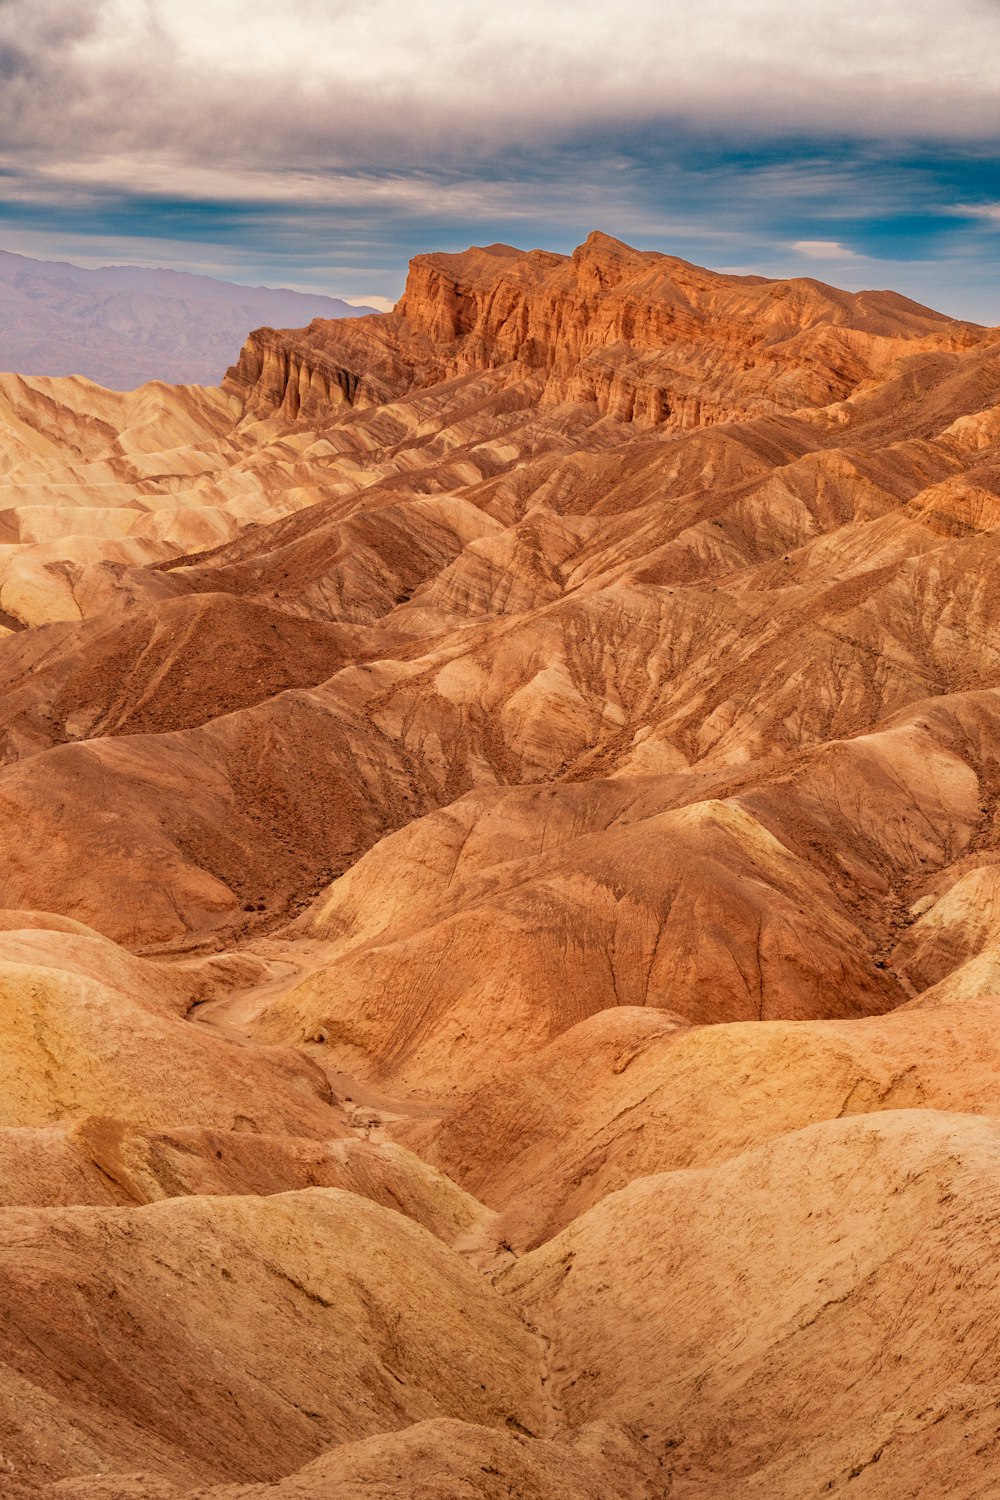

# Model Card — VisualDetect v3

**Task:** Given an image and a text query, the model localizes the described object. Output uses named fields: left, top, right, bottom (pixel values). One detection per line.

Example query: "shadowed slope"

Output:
left=0, top=1190, right=543, bottom=1488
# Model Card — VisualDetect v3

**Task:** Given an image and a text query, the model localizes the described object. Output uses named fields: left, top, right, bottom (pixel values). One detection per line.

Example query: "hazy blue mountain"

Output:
left=0, top=249, right=378, bottom=389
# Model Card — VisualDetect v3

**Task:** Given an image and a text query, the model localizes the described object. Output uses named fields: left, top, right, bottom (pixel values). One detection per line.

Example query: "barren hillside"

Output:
left=2, top=233, right=999, bottom=1499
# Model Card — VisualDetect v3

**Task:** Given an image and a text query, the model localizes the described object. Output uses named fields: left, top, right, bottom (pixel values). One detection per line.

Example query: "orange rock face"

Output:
left=2, top=233, right=1000, bottom=1498
left=227, top=231, right=980, bottom=428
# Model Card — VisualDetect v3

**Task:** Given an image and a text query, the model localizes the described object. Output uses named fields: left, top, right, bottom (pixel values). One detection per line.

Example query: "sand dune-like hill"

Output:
left=506, top=1110, right=1000, bottom=1496
left=2, top=233, right=1000, bottom=1497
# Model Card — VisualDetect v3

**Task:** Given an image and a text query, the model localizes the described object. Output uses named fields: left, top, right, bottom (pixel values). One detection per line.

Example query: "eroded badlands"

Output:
left=1, top=234, right=1000, bottom=1497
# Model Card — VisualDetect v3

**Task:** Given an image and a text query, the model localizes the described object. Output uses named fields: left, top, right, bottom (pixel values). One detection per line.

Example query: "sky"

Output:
left=1, top=0, right=1000, bottom=319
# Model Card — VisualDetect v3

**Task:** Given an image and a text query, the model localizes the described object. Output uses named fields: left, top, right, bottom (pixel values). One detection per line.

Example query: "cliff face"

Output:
left=226, top=231, right=980, bottom=430
left=223, top=316, right=419, bottom=421
left=224, top=330, right=359, bottom=420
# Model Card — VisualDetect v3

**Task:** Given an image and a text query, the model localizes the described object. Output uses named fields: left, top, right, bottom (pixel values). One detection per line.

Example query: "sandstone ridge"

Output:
left=226, top=231, right=980, bottom=428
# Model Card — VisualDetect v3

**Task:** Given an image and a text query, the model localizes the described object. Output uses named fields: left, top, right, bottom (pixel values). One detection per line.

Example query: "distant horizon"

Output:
left=0, top=241, right=393, bottom=313
left=0, top=231, right=990, bottom=331
left=0, top=243, right=385, bottom=389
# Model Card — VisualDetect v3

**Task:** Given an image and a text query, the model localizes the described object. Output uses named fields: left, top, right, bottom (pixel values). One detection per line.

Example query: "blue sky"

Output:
left=1, top=0, right=999, bottom=319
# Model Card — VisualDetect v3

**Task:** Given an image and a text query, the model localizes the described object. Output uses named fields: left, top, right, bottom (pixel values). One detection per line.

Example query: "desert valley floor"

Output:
left=1, top=233, right=1000, bottom=1497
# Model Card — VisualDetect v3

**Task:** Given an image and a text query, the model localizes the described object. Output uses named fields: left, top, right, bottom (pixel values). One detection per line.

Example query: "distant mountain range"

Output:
left=0, top=249, right=378, bottom=389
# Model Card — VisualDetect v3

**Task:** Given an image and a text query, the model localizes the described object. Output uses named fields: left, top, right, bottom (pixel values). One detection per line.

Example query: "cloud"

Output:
left=0, top=134, right=996, bottom=308
left=792, top=240, right=866, bottom=260
left=344, top=295, right=395, bottom=313
left=3, top=0, right=1000, bottom=190
left=950, top=203, right=1000, bottom=222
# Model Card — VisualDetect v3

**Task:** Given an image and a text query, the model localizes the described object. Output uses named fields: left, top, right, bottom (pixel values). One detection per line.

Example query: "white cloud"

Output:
left=792, top=240, right=867, bottom=261
left=110, top=0, right=1000, bottom=141
left=343, top=295, right=396, bottom=313
left=2, top=0, right=1000, bottom=193
left=950, top=203, right=1000, bottom=222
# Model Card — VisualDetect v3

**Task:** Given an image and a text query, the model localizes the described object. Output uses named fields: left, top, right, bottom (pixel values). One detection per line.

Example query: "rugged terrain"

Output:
left=1, top=231, right=999, bottom=1497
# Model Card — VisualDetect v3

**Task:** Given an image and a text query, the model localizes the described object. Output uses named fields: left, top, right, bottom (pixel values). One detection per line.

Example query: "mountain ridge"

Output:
left=0, top=246, right=378, bottom=389
left=226, top=230, right=984, bottom=429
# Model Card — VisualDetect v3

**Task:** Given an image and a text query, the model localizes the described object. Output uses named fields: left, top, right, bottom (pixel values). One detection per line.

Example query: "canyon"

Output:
left=1, top=231, right=999, bottom=1497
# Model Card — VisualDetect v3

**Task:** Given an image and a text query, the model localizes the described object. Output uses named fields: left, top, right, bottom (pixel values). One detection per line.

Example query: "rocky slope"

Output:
left=1, top=233, right=1000, bottom=1498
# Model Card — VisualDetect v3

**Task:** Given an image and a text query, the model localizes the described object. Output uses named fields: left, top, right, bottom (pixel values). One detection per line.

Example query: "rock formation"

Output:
left=1, top=233, right=1000, bottom=1497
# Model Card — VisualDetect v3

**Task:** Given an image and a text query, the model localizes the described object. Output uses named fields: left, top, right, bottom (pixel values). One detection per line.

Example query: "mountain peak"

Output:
left=230, top=231, right=981, bottom=430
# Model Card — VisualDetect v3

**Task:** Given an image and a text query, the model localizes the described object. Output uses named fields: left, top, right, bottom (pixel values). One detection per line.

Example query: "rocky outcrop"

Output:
left=227, top=231, right=983, bottom=431
left=223, top=319, right=417, bottom=420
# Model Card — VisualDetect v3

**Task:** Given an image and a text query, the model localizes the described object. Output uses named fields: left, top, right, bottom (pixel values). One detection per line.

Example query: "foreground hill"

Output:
left=0, top=248, right=376, bottom=388
left=1, top=234, right=999, bottom=1498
